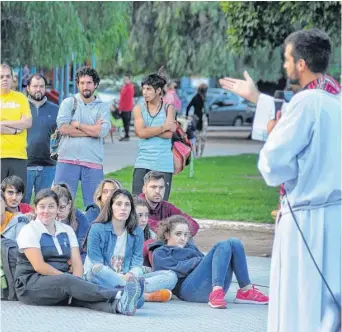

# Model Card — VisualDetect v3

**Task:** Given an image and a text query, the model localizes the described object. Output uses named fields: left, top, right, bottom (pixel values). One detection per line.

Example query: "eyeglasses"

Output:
left=5, top=190, right=23, bottom=197
left=58, top=202, right=70, bottom=212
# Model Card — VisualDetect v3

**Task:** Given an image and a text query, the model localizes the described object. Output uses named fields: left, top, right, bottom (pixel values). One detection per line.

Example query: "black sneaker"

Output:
left=117, top=275, right=140, bottom=316
left=119, top=137, right=129, bottom=141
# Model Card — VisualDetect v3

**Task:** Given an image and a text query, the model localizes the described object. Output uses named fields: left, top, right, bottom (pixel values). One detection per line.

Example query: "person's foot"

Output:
left=145, top=289, right=172, bottom=302
left=117, top=275, right=140, bottom=315
left=234, top=285, right=269, bottom=304
left=208, top=289, right=227, bottom=309
left=119, top=136, right=129, bottom=141
left=137, top=277, right=145, bottom=309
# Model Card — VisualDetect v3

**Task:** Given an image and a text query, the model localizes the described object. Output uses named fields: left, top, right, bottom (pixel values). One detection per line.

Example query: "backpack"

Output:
left=165, top=104, right=192, bottom=174
left=50, top=96, right=78, bottom=161
left=0, top=237, right=19, bottom=301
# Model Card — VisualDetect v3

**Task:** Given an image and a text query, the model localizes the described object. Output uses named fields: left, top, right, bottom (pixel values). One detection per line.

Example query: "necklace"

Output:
left=146, top=100, right=163, bottom=127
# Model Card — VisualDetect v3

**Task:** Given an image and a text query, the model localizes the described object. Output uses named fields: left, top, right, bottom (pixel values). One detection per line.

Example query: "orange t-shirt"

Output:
left=0, top=211, right=14, bottom=234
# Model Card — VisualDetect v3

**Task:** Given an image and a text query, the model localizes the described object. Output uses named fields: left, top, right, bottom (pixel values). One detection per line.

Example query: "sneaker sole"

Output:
left=146, top=290, right=173, bottom=302
left=120, top=276, right=140, bottom=316
left=234, top=298, right=269, bottom=305
left=208, top=301, right=227, bottom=309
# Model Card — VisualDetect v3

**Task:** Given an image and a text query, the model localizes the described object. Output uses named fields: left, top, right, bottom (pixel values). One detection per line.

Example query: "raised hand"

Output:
left=219, top=71, right=260, bottom=104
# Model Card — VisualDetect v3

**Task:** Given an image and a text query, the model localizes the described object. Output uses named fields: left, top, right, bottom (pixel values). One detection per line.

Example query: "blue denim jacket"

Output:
left=86, top=221, right=144, bottom=275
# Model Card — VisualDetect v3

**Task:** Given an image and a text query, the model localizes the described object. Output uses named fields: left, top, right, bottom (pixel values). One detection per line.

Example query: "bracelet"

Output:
left=13, top=129, right=17, bottom=135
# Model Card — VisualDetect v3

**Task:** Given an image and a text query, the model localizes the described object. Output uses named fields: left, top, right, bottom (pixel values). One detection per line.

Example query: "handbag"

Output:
left=165, top=104, right=192, bottom=174
left=50, top=96, right=77, bottom=161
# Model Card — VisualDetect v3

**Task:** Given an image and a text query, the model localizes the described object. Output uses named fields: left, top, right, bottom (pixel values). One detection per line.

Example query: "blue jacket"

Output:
left=150, top=241, right=204, bottom=279
left=86, top=221, right=144, bottom=275
left=27, top=98, right=58, bottom=166
left=85, top=204, right=100, bottom=224
left=1, top=214, right=28, bottom=241
left=75, top=209, right=90, bottom=261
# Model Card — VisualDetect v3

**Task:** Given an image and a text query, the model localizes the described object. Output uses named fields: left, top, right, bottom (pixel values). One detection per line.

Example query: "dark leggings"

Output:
left=1, top=158, right=27, bottom=187
left=132, top=168, right=173, bottom=201
left=15, top=273, right=120, bottom=313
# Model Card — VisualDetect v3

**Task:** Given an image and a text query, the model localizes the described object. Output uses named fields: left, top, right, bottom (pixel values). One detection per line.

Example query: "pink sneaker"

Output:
left=234, top=285, right=269, bottom=304
left=208, top=289, right=227, bottom=309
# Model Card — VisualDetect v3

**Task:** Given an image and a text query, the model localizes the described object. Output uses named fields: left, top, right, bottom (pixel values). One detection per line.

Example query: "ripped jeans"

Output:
left=86, top=264, right=178, bottom=293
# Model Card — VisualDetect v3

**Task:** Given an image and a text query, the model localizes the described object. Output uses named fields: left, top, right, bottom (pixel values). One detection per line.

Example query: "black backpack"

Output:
left=1, top=237, right=19, bottom=301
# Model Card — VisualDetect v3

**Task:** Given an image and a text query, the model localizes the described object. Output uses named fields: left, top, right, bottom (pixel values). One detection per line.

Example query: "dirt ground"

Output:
left=195, top=228, right=274, bottom=257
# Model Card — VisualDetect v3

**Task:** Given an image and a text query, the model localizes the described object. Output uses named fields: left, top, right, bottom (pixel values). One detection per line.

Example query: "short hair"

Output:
left=76, top=66, right=100, bottom=86
left=284, top=28, right=332, bottom=74
left=93, top=178, right=123, bottom=208
left=34, top=189, right=59, bottom=208
left=1, top=175, right=25, bottom=194
left=133, top=196, right=151, bottom=241
left=0, top=64, right=13, bottom=77
left=143, top=171, right=165, bottom=185
left=141, top=73, right=167, bottom=92
left=27, top=74, right=48, bottom=87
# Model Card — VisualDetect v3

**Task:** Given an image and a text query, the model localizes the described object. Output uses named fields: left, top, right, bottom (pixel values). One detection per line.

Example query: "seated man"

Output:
left=1, top=176, right=32, bottom=214
left=139, top=171, right=199, bottom=236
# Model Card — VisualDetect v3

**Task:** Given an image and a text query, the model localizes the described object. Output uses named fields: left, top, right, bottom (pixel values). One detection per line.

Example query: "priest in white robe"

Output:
left=220, top=28, right=341, bottom=332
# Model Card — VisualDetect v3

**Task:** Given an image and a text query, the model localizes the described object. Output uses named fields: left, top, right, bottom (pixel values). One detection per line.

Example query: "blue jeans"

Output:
left=24, top=166, right=56, bottom=203
left=54, top=162, right=104, bottom=208
left=86, top=264, right=178, bottom=293
left=179, top=238, right=251, bottom=303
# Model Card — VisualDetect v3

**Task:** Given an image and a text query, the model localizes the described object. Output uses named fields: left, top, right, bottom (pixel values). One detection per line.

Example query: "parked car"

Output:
left=207, top=92, right=255, bottom=126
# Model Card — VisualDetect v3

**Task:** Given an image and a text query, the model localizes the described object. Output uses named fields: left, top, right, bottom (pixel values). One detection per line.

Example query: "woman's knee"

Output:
left=165, top=270, right=178, bottom=288
left=227, top=237, right=244, bottom=250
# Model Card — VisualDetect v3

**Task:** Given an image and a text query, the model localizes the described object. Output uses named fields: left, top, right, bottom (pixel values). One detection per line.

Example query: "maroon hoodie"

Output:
left=139, top=193, right=199, bottom=236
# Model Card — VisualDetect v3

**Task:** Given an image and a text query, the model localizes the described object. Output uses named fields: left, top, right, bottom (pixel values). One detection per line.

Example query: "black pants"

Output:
left=120, top=111, right=132, bottom=138
left=15, top=273, right=120, bottom=313
left=132, top=168, right=173, bottom=201
left=1, top=158, right=27, bottom=186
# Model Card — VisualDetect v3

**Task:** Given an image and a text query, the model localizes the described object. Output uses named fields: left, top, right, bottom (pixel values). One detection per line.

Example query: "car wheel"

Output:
left=233, top=117, right=243, bottom=126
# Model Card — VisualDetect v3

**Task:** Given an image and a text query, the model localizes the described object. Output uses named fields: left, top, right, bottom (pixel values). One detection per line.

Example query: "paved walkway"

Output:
left=1, top=256, right=270, bottom=332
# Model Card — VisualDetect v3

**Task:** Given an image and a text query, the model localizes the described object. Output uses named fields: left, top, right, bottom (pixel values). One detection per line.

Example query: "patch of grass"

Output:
left=75, top=154, right=278, bottom=223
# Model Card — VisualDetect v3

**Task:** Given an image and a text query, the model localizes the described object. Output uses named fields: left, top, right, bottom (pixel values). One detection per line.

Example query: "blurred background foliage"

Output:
left=1, top=1, right=341, bottom=83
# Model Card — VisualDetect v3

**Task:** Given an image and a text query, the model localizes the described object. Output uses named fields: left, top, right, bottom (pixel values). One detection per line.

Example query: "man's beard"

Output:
left=29, top=92, right=45, bottom=101
left=81, top=90, right=94, bottom=98
left=286, top=68, right=300, bottom=86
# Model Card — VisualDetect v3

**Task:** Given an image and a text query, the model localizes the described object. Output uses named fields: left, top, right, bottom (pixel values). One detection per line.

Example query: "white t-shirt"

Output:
left=110, top=230, right=127, bottom=274
left=16, top=219, right=79, bottom=254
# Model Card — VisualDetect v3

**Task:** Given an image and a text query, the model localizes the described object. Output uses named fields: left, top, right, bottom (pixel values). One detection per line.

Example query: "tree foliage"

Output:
left=1, top=1, right=130, bottom=68
left=221, top=1, right=341, bottom=51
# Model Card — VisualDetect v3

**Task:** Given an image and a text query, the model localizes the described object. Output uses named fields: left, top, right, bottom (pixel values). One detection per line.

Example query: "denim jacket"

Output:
left=85, top=221, right=144, bottom=276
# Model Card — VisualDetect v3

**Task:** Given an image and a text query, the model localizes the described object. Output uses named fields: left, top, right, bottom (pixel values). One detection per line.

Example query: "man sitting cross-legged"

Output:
left=139, top=171, right=199, bottom=236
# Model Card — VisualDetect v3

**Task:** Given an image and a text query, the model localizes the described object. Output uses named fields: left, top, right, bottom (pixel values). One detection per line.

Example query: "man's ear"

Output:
left=297, top=59, right=306, bottom=73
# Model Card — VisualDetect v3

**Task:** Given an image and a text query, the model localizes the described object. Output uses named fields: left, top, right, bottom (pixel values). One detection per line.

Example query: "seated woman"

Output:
left=15, top=189, right=141, bottom=316
left=84, top=189, right=177, bottom=309
left=134, top=197, right=176, bottom=302
left=85, top=179, right=122, bottom=223
left=150, top=215, right=269, bottom=309
left=1, top=191, right=28, bottom=240
left=52, top=183, right=90, bottom=260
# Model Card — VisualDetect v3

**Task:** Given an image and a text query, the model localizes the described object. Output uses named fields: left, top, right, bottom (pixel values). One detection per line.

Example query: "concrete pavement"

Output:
left=1, top=256, right=270, bottom=332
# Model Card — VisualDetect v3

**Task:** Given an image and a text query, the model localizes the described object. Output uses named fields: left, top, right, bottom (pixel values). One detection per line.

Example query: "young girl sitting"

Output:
left=150, top=215, right=269, bottom=309
left=85, top=179, right=122, bottom=223
left=52, top=183, right=90, bottom=260
left=15, top=189, right=141, bottom=316
left=84, top=189, right=177, bottom=308
left=133, top=196, right=176, bottom=302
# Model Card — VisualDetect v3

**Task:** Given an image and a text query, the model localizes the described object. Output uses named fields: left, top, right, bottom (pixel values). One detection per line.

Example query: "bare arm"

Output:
left=70, top=247, right=83, bottom=277
left=133, top=105, right=165, bottom=139
left=157, top=105, right=176, bottom=139
left=1, top=115, right=32, bottom=130
left=0, top=124, right=22, bottom=135
left=23, top=248, right=63, bottom=276
left=59, top=124, right=89, bottom=137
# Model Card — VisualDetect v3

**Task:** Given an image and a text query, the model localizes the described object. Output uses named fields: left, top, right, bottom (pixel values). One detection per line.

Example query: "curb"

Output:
left=196, top=219, right=275, bottom=234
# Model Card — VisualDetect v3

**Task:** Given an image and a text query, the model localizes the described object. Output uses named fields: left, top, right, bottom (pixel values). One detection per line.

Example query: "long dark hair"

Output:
left=133, top=196, right=151, bottom=241
left=95, top=189, right=138, bottom=234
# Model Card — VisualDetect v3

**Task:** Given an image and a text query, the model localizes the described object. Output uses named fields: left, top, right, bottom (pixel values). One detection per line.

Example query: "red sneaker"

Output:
left=208, top=289, right=227, bottom=309
left=234, top=285, right=269, bottom=304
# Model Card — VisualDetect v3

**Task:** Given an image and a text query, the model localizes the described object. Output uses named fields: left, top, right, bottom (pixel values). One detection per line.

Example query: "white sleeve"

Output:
left=16, top=224, right=40, bottom=252
left=65, top=226, right=79, bottom=248
left=258, top=95, right=315, bottom=186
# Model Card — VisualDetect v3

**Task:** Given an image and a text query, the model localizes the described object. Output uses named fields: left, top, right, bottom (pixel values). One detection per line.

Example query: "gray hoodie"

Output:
left=1, top=214, right=29, bottom=241
left=56, top=93, right=111, bottom=165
